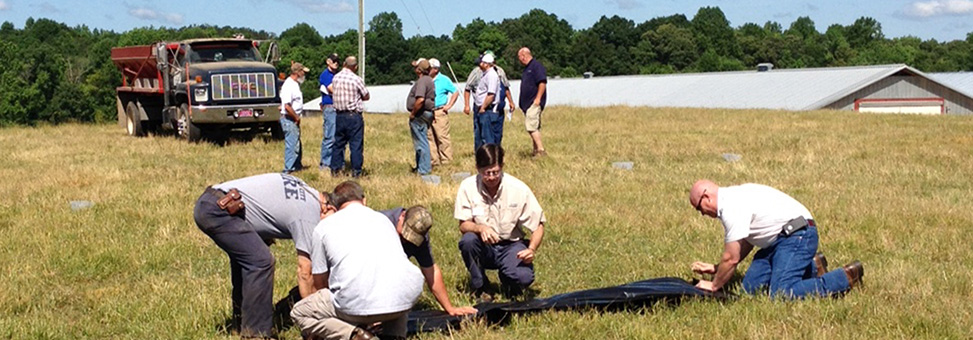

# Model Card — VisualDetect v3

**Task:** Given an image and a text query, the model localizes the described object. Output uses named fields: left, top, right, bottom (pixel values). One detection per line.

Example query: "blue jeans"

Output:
left=280, top=117, right=302, bottom=173
left=319, top=106, right=336, bottom=169
left=330, top=111, right=364, bottom=175
left=478, top=109, right=504, bottom=147
left=458, top=232, right=535, bottom=292
left=194, top=189, right=275, bottom=338
left=410, top=111, right=433, bottom=175
left=741, top=226, right=851, bottom=299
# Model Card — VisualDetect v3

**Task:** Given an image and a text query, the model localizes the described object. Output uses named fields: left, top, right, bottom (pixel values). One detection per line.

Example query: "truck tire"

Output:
left=125, top=101, right=145, bottom=137
left=177, top=104, right=203, bottom=142
left=270, top=121, right=284, bottom=140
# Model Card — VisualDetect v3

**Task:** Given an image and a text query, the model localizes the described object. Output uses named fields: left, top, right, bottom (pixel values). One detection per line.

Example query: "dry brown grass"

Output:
left=1, top=106, right=972, bottom=339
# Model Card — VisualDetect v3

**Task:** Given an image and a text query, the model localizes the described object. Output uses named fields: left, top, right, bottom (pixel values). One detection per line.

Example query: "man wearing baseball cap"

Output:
left=280, top=61, right=310, bottom=173
left=380, top=206, right=478, bottom=316
left=407, top=58, right=436, bottom=175
left=318, top=53, right=342, bottom=170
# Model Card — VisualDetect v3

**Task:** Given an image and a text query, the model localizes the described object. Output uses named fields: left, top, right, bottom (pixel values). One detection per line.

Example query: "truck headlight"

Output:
left=194, top=88, right=208, bottom=102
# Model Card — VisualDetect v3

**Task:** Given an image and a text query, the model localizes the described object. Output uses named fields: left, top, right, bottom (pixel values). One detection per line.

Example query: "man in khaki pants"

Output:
left=517, top=47, right=548, bottom=157
left=427, top=58, right=459, bottom=166
left=291, top=181, right=424, bottom=340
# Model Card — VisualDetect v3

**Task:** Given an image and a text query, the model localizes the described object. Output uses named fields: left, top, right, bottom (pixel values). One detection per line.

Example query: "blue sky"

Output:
left=2, top=0, right=972, bottom=41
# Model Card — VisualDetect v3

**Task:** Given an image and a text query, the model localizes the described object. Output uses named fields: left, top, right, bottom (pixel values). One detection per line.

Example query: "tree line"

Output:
left=3, top=7, right=973, bottom=126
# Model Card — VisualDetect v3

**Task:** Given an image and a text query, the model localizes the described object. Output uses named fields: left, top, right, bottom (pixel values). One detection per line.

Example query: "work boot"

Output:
left=350, top=327, right=376, bottom=340
left=472, top=289, right=494, bottom=304
left=842, top=261, right=864, bottom=289
left=813, top=252, right=829, bottom=277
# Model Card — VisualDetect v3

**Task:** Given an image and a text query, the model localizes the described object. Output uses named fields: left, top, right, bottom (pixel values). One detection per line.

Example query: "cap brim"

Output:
left=402, top=228, right=424, bottom=246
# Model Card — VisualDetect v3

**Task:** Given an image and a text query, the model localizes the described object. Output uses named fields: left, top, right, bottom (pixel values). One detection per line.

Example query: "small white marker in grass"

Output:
left=612, top=162, right=634, bottom=170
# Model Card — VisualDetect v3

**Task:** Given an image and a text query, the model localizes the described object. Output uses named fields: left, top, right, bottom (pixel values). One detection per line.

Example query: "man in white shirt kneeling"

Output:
left=291, top=181, right=424, bottom=340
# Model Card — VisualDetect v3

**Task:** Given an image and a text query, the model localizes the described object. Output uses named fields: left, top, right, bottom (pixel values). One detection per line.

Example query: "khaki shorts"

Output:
left=525, top=104, right=543, bottom=132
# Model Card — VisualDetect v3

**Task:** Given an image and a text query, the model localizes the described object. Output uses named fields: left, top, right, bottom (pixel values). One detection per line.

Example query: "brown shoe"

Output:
left=350, top=327, right=376, bottom=340
left=842, top=261, right=864, bottom=289
left=813, top=252, right=829, bottom=277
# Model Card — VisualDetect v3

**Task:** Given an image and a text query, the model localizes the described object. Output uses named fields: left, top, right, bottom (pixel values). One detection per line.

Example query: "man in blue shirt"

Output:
left=318, top=53, right=340, bottom=169
left=427, top=58, right=459, bottom=166
left=517, top=47, right=548, bottom=157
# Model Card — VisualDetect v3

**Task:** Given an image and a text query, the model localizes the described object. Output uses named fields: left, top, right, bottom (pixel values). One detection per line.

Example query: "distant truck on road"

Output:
left=111, top=38, right=284, bottom=142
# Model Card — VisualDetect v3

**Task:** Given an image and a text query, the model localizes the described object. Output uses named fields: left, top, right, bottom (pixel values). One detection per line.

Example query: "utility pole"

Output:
left=358, top=0, right=365, bottom=83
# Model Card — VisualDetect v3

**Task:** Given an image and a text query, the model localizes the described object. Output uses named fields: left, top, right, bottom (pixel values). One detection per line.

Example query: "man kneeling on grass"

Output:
left=688, top=180, right=864, bottom=298
left=455, top=144, right=546, bottom=301
left=291, top=181, right=424, bottom=340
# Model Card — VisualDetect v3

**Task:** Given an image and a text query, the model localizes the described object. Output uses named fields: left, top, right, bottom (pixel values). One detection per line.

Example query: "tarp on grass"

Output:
left=407, top=277, right=731, bottom=334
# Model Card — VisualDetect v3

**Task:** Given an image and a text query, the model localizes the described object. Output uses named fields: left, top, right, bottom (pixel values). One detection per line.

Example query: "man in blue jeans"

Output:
left=318, top=53, right=340, bottom=170
left=280, top=62, right=309, bottom=173
left=407, top=58, right=435, bottom=175
left=329, top=56, right=370, bottom=178
left=688, top=180, right=864, bottom=299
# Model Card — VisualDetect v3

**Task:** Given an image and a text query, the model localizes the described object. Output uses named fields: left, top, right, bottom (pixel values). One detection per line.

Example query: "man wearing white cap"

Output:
left=280, top=61, right=309, bottom=173
left=427, top=58, right=459, bottom=166
left=472, top=54, right=504, bottom=149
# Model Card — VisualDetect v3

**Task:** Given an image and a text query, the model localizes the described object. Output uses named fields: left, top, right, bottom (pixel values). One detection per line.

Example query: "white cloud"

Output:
left=603, top=0, right=642, bottom=10
left=0, top=1, right=10, bottom=11
left=281, top=0, right=355, bottom=13
left=127, top=6, right=184, bottom=25
left=902, top=0, right=973, bottom=18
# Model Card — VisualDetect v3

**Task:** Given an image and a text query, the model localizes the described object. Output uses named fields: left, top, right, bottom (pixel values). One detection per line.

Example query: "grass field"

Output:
left=1, top=106, right=972, bottom=339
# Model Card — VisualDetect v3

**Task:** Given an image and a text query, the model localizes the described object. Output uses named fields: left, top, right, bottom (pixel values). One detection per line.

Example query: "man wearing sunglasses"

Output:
left=455, top=144, right=546, bottom=301
left=688, top=179, right=863, bottom=299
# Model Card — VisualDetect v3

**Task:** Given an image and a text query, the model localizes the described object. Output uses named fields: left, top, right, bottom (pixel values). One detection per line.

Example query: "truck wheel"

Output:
left=125, top=101, right=145, bottom=137
left=270, top=122, right=284, bottom=140
left=177, top=104, right=203, bottom=142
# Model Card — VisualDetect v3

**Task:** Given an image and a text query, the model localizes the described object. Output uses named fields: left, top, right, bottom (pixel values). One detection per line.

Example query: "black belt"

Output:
left=336, top=110, right=361, bottom=115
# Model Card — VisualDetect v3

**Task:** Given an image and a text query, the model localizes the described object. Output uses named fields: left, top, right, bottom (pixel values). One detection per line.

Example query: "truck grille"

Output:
left=211, top=73, right=276, bottom=101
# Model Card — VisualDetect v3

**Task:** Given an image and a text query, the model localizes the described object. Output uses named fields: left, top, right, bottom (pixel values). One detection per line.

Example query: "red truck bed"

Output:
left=111, top=45, right=163, bottom=94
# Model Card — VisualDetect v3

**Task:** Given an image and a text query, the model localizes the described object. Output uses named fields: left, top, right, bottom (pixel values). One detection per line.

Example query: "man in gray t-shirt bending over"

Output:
left=193, top=173, right=333, bottom=339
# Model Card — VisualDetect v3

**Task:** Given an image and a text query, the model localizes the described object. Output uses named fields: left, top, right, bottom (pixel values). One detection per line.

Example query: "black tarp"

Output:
left=407, top=277, right=731, bottom=334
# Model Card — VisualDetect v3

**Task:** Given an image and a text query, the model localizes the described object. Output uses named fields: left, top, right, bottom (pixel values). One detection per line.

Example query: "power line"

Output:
left=398, top=0, right=423, bottom=35
left=415, top=0, right=436, bottom=36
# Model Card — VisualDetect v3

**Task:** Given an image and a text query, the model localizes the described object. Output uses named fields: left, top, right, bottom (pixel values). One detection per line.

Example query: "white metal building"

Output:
left=305, top=64, right=973, bottom=115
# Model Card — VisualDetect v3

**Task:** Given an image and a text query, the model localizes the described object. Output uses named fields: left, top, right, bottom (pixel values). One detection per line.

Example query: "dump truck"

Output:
left=111, top=38, right=284, bottom=142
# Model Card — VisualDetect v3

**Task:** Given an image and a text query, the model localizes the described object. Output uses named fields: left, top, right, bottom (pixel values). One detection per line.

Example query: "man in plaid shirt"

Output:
left=328, top=56, right=370, bottom=178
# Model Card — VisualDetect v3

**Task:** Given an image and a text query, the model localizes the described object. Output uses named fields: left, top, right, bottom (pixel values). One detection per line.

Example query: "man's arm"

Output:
left=533, top=82, right=547, bottom=106
left=411, top=97, right=425, bottom=119
left=459, top=220, right=499, bottom=244
left=463, top=90, right=472, bottom=115
left=297, top=251, right=315, bottom=298
left=516, top=223, right=544, bottom=264
left=312, top=272, right=329, bottom=291
left=505, top=89, right=516, bottom=112
left=696, top=239, right=753, bottom=292
left=481, top=93, right=495, bottom=112
left=284, top=103, right=300, bottom=125
left=444, top=91, right=459, bottom=112
left=421, top=264, right=477, bottom=316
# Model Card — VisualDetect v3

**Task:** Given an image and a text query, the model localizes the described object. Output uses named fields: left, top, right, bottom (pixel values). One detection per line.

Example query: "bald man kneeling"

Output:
left=689, top=180, right=863, bottom=299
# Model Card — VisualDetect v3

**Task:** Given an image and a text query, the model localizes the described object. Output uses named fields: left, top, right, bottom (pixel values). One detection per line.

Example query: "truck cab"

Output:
left=112, top=38, right=285, bottom=142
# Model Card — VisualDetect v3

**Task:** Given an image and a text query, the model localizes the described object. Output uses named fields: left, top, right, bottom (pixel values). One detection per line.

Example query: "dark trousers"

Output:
left=194, top=189, right=276, bottom=338
left=330, top=111, right=365, bottom=175
left=474, top=108, right=504, bottom=151
left=458, top=232, right=534, bottom=292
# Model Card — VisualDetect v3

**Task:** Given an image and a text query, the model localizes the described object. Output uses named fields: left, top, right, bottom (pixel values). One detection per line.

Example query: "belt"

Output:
left=336, top=110, right=361, bottom=115
left=204, top=186, right=245, bottom=215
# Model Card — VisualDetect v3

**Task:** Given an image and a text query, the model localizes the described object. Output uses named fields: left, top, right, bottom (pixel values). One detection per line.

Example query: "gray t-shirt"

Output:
left=407, top=75, right=436, bottom=112
left=474, top=68, right=499, bottom=108
left=214, top=173, right=321, bottom=253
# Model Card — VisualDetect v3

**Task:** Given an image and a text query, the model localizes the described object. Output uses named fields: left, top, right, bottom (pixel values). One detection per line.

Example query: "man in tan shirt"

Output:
left=455, top=144, right=545, bottom=299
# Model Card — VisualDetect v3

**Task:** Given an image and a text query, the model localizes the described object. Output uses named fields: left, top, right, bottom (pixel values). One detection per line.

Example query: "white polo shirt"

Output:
left=454, top=173, right=545, bottom=241
left=310, top=203, right=423, bottom=316
left=279, top=77, right=303, bottom=116
left=717, top=184, right=813, bottom=249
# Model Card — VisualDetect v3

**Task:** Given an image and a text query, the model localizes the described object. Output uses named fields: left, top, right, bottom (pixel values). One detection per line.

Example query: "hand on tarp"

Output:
left=447, top=305, right=478, bottom=316
left=695, top=279, right=716, bottom=292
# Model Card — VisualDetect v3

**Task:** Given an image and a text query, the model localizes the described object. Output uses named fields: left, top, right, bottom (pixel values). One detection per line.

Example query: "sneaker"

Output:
left=813, top=252, right=829, bottom=277
left=472, top=289, right=494, bottom=304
